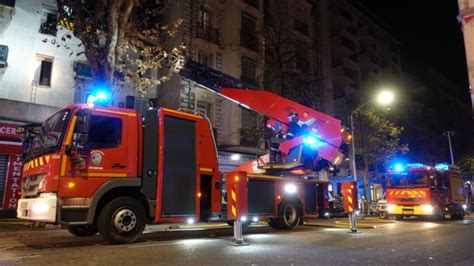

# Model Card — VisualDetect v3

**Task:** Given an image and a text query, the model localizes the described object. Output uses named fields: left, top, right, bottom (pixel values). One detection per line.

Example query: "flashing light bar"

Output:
left=434, top=163, right=449, bottom=171
left=390, top=162, right=454, bottom=173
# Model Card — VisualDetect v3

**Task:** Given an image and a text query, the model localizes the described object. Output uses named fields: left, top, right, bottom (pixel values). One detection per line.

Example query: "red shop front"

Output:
left=0, top=123, right=23, bottom=213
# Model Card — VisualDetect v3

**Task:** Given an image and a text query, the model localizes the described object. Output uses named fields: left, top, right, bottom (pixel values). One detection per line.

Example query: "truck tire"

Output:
left=432, top=207, right=445, bottom=221
left=451, top=209, right=465, bottom=220
left=67, top=225, right=98, bottom=237
left=393, top=215, right=403, bottom=220
left=267, top=218, right=282, bottom=229
left=277, top=201, right=302, bottom=230
left=97, top=196, right=146, bottom=244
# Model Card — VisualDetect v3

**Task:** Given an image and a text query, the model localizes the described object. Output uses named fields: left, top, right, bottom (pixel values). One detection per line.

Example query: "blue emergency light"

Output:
left=435, top=163, right=449, bottom=171
left=303, top=134, right=325, bottom=149
left=390, top=162, right=431, bottom=173
left=86, top=89, right=111, bottom=107
left=393, top=163, right=405, bottom=172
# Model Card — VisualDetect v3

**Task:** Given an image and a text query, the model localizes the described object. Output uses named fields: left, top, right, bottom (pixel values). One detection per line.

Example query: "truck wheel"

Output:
left=277, top=201, right=302, bottom=230
left=97, top=197, right=146, bottom=244
left=267, top=218, right=281, bottom=229
left=393, top=215, right=403, bottom=220
left=451, top=209, right=465, bottom=220
left=67, top=225, right=98, bottom=237
left=379, top=212, right=388, bottom=219
left=432, top=207, right=445, bottom=221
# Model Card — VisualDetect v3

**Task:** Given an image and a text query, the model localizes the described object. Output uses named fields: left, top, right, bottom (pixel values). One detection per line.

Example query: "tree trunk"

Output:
left=363, top=156, right=370, bottom=215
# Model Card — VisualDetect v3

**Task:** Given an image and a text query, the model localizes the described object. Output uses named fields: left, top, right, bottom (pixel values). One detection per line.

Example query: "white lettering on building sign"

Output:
left=0, top=126, right=16, bottom=135
left=2, top=156, right=22, bottom=210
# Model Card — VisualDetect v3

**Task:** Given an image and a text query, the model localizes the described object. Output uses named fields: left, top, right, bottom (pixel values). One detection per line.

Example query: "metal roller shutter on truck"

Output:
left=0, top=155, right=9, bottom=208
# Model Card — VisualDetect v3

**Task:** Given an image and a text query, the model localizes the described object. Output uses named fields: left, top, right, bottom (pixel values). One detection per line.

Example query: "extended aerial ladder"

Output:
left=180, top=60, right=350, bottom=177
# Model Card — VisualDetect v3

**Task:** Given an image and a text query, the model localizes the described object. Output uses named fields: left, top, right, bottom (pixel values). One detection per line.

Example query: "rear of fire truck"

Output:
left=386, top=163, right=466, bottom=220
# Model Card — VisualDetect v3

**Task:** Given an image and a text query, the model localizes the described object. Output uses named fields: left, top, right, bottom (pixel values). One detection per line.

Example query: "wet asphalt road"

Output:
left=0, top=218, right=473, bottom=265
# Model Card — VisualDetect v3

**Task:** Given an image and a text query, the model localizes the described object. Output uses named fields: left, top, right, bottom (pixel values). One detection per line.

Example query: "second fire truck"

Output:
left=386, top=163, right=466, bottom=220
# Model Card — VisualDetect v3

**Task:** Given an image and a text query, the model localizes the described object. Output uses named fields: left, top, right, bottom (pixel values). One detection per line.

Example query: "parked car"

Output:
left=375, top=194, right=387, bottom=219
left=319, top=192, right=347, bottom=219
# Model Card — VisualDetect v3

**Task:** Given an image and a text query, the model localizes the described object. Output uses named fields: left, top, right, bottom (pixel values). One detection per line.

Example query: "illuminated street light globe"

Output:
left=376, top=90, right=395, bottom=105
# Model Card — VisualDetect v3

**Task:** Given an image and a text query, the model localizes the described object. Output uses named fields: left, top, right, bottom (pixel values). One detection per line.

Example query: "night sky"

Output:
left=359, top=1, right=468, bottom=87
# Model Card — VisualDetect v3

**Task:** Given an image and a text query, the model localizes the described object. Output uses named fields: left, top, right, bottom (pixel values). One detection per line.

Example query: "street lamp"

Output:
left=349, top=90, right=395, bottom=183
left=442, top=130, right=455, bottom=165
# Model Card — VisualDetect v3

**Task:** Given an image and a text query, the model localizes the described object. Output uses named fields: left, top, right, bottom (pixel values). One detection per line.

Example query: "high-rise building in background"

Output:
left=324, top=0, right=402, bottom=203
left=327, top=0, right=401, bottom=123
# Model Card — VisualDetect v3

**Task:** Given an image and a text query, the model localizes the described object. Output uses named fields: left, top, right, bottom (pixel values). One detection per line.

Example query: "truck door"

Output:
left=156, top=112, right=198, bottom=222
left=60, top=110, right=130, bottom=198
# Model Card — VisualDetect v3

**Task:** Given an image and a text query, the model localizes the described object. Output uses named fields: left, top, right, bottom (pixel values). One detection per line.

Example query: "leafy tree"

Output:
left=55, top=0, right=185, bottom=96
left=262, top=0, right=322, bottom=110
left=459, top=156, right=474, bottom=177
left=354, top=107, right=408, bottom=213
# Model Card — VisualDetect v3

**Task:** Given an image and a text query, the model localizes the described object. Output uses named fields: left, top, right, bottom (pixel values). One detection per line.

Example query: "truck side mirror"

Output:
left=76, top=109, right=91, bottom=135
left=75, top=109, right=91, bottom=148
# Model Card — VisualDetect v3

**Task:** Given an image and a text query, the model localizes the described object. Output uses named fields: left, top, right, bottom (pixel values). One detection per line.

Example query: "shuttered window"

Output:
left=0, top=155, right=9, bottom=208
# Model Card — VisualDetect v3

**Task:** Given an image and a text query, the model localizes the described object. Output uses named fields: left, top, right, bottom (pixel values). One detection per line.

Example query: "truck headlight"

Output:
left=32, top=201, right=50, bottom=214
left=462, top=204, right=467, bottom=210
left=421, top=204, right=434, bottom=213
left=387, top=204, right=396, bottom=212
left=284, top=184, right=297, bottom=194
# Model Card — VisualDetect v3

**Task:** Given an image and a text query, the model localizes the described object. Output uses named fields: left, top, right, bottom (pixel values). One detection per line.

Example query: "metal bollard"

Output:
left=229, top=219, right=249, bottom=246
left=347, top=213, right=358, bottom=233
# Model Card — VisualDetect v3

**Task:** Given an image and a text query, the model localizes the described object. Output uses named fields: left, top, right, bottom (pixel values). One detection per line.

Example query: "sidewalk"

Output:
left=0, top=218, right=62, bottom=233
left=305, top=216, right=397, bottom=229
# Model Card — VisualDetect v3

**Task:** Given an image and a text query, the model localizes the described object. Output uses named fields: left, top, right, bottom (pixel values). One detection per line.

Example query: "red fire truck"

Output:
left=15, top=64, right=349, bottom=244
left=386, top=163, right=466, bottom=220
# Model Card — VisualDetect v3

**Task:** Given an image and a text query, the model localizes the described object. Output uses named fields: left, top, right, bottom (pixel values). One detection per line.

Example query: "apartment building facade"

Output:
left=158, top=0, right=265, bottom=151
left=262, top=0, right=334, bottom=115
left=328, top=0, right=401, bottom=122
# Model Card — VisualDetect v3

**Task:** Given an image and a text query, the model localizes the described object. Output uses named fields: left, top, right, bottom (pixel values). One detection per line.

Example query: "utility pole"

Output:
left=443, top=130, right=456, bottom=165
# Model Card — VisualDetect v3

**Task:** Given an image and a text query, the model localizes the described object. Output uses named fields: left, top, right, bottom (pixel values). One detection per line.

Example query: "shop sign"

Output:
left=2, top=155, right=22, bottom=210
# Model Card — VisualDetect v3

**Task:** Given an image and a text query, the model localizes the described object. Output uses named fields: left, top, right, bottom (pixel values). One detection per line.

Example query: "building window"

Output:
left=38, top=57, right=53, bottom=87
left=294, top=19, right=309, bottom=36
left=0, top=45, right=8, bottom=67
left=244, top=0, right=259, bottom=9
left=241, top=56, right=257, bottom=85
left=39, top=11, right=58, bottom=36
left=240, top=13, right=257, bottom=51
left=198, top=6, right=210, bottom=29
left=74, top=62, right=92, bottom=79
left=295, top=42, right=309, bottom=74
left=339, top=8, right=353, bottom=22
left=198, top=51, right=213, bottom=68
left=196, top=101, right=213, bottom=122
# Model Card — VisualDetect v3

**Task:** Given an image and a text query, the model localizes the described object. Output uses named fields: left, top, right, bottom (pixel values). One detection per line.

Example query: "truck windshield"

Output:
left=23, top=110, right=71, bottom=160
left=388, top=172, right=429, bottom=188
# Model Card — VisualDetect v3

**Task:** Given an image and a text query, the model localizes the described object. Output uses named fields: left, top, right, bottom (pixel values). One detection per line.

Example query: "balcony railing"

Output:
left=244, top=0, right=259, bottom=9
left=196, top=26, right=220, bottom=45
left=333, top=66, right=358, bottom=82
left=0, top=0, right=15, bottom=7
left=341, top=36, right=356, bottom=51
left=240, top=75, right=258, bottom=86
left=240, top=31, right=258, bottom=52
left=294, top=20, right=309, bottom=36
